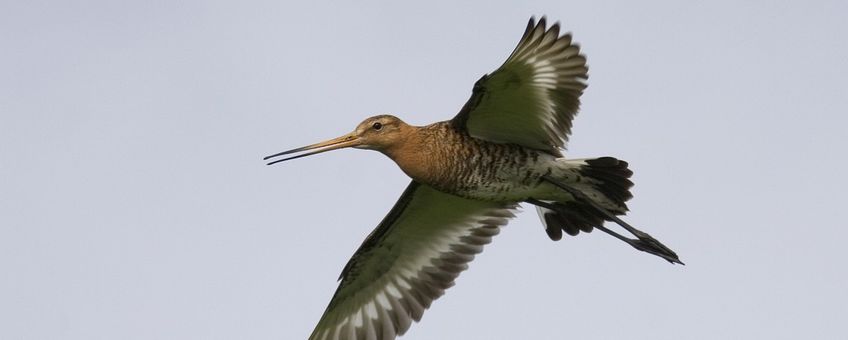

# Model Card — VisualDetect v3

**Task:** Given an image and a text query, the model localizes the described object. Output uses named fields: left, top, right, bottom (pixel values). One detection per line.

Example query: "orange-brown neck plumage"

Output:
left=380, top=123, right=441, bottom=184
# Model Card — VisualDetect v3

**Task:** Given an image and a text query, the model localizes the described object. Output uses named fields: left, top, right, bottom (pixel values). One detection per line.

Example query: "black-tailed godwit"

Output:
left=265, top=17, right=681, bottom=340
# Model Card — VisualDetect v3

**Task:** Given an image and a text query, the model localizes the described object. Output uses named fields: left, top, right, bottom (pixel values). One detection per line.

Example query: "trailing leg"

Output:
left=538, top=174, right=682, bottom=264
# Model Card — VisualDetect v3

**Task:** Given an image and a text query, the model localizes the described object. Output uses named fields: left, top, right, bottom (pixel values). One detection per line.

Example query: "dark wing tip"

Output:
left=522, top=17, right=537, bottom=41
left=525, top=16, right=553, bottom=38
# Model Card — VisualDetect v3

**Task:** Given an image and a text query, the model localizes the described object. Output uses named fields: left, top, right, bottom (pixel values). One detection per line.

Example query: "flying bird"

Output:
left=265, top=17, right=682, bottom=340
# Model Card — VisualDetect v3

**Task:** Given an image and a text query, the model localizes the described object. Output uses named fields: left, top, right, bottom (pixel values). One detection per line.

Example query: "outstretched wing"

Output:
left=309, top=181, right=517, bottom=340
left=451, top=17, right=588, bottom=155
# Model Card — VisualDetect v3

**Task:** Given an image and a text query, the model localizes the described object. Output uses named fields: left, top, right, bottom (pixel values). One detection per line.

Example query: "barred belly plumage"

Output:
left=414, top=122, right=558, bottom=201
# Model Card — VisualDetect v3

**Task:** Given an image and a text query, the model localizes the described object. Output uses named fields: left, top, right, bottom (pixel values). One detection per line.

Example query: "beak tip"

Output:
left=264, top=134, right=357, bottom=166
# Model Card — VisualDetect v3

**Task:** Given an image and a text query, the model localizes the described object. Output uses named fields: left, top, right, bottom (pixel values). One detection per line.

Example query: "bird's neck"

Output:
left=381, top=122, right=456, bottom=186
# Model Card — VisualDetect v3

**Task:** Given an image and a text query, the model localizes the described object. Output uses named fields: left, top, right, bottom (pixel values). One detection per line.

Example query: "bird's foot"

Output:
left=628, top=235, right=684, bottom=265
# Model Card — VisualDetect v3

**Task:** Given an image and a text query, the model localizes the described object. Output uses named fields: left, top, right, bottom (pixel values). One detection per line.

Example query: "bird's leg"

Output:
left=526, top=196, right=682, bottom=264
left=526, top=198, right=659, bottom=257
left=534, top=176, right=683, bottom=265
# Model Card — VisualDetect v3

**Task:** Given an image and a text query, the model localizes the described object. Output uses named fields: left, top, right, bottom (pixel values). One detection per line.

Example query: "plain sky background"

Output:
left=2, top=1, right=847, bottom=339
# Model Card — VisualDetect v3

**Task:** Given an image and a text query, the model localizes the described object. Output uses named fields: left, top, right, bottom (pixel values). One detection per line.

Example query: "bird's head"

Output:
left=264, top=114, right=410, bottom=165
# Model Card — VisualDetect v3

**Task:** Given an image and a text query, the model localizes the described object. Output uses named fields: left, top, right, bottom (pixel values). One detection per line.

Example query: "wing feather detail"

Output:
left=308, top=181, right=517, bottom=340
left=451, top=16, right=588, bottom=155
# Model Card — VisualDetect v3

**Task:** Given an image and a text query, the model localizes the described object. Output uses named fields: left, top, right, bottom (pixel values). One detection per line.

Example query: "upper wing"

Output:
left=451, top=17, right=588, bottom=155
left=309, top=181, right=517, bottom=340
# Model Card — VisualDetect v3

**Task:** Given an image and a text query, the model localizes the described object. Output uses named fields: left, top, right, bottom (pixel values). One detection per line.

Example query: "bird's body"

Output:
left=378, top=119, right=626, bottom=215
left=383, top=120, right=552, bottom=202
left=265, top=17, right=680, bottom=340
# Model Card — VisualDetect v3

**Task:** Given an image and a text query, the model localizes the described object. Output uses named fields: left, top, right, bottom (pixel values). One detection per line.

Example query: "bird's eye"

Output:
left=372, top=122, right=383, bottom=130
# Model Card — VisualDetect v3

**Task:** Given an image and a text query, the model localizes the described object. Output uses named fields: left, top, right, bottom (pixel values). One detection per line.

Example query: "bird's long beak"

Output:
left=264, top=133, right=361, bottom=165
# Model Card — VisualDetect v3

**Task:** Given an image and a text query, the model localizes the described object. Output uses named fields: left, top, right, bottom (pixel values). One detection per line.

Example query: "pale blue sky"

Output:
left=2, top=1, right=847, bottom=339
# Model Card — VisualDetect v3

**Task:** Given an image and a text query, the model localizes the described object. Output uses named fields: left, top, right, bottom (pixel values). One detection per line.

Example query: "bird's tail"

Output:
left=536, top=157, right=634, bottom=241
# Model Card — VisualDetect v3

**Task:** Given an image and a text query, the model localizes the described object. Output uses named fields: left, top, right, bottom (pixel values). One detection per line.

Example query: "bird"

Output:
left=265, top=17, right=682, bottom=340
